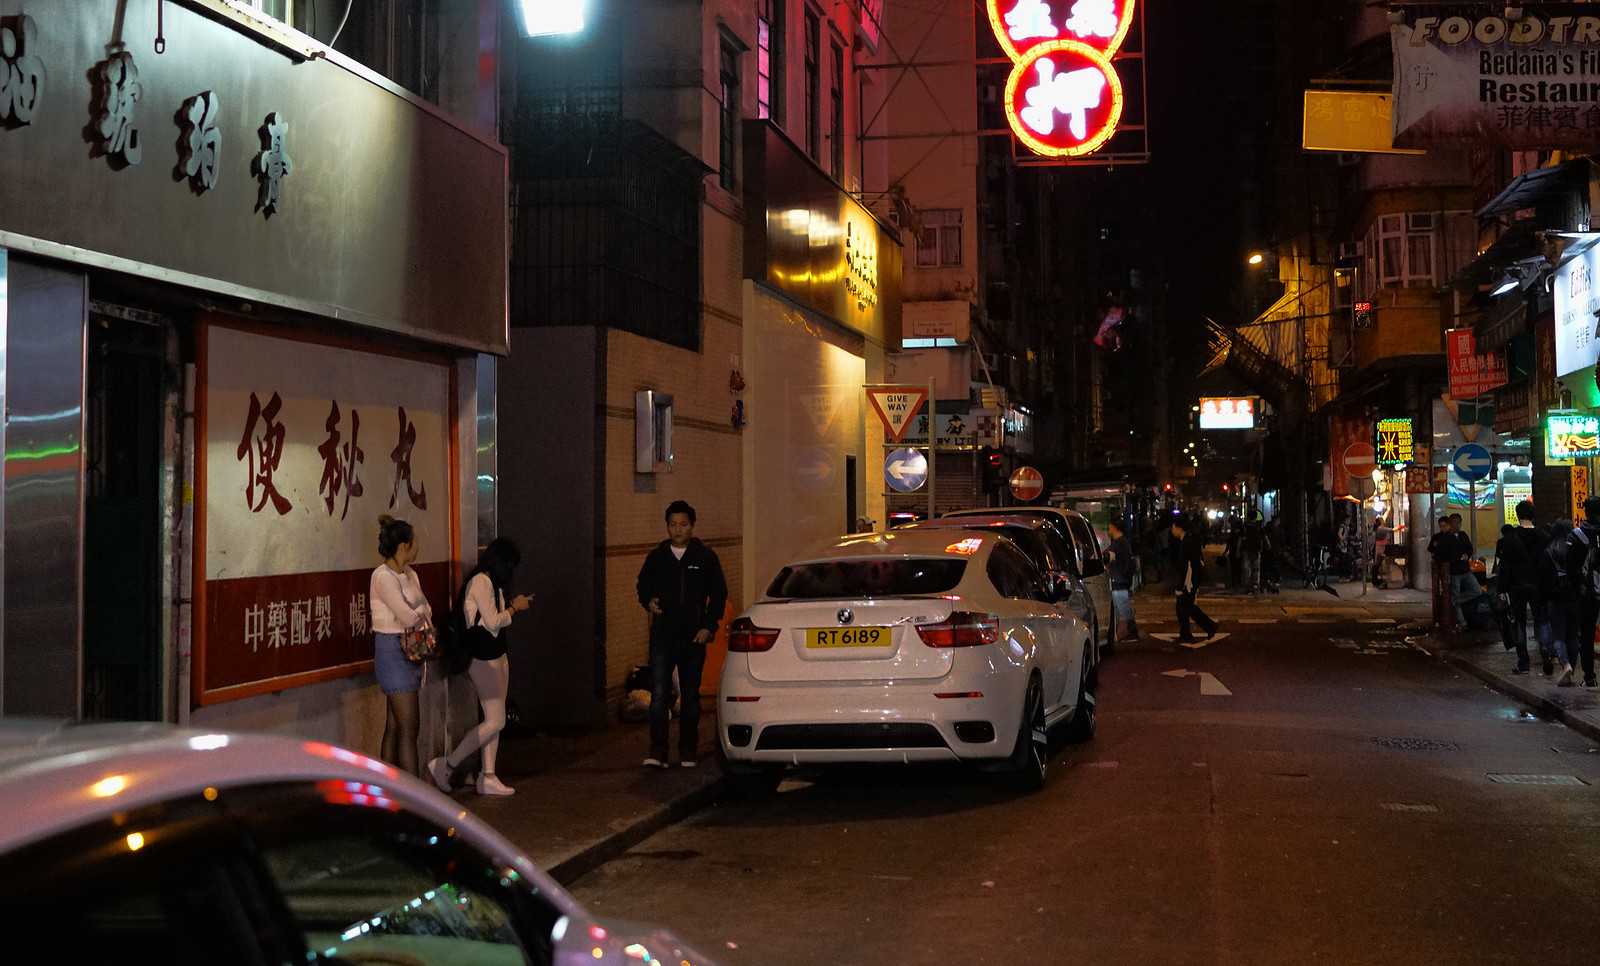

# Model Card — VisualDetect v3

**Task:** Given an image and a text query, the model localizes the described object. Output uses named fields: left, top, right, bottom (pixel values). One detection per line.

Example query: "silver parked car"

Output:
left=0, top=721, right=715, bottom=966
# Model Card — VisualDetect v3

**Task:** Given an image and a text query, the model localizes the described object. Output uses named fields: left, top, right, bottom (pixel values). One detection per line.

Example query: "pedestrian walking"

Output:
left=1106, top=520, right=1139, bottom=641
left=1446, top=513, right=1481, bottom=627
left=1493, top=523, right=1535, bottom=674
left=1170, top=515, right=1217, bottom=643
left=636, top=500, right=728, bottom=768
left=1540, top=518, right=1581, bottom=686
left=1566, top=498, right=1600, bottom=688
left=370, top=515, right=433, bottom=776
left=1510, top=501, right=1553, bottom=673
left=428, top=538, right=533, bottom=797
left=1241, top=515, right=1264, bottom=594
left=1428, top=516, right=1456, bottom=628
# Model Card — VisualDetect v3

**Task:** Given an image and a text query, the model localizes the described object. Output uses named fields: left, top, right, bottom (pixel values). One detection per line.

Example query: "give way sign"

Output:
left=866, top=385, right=929, bottom=443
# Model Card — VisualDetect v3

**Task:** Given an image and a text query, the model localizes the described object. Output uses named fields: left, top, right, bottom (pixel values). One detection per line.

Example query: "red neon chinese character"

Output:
left=316, top=401, right=365, bottom=520
left=236, top=391, right=292, bottom=515
left=388, top=406, right=427, bottom=511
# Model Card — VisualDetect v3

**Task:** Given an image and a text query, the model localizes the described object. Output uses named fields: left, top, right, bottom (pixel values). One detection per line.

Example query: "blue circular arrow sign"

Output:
left=1452, top=442, right=1491, bottom=482
left=885, top=448, right=928, bottom=493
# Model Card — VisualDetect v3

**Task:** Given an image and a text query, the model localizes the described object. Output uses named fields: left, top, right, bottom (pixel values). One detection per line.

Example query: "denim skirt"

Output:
left=374, top=632, right=423, bottom=695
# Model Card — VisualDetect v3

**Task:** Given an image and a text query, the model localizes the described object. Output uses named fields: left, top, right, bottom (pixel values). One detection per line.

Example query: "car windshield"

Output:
left=766, top=558, right=968, bottom=599
left=956, top=525, right=1053, bottom=573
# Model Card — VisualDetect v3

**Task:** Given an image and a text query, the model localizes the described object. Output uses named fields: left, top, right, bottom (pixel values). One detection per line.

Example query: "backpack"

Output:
left=437, top=579, right=476, bottom=677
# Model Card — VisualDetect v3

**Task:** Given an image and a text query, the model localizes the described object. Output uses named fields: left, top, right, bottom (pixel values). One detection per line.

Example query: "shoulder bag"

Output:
left=391, top=570, right=438, bottom=663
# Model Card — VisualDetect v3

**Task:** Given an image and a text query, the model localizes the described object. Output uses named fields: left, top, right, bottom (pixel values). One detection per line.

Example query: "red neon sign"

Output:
left=987, top=0, right=1134, bottom=158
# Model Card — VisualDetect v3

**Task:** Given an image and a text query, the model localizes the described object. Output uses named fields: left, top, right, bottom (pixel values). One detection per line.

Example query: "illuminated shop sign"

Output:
left=1547, top=413, right=1600, bottom=461
left=1375, top=417, right=1414, bottom=467
left=986, top=0, right=1133, bottom=158
left=1198, top=397, right=1255, bottom=430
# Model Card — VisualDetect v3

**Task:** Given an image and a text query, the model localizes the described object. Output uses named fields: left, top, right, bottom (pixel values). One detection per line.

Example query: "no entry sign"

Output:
left=1341, top=442, right=1375, bottom=481
left=1010, top=465, right=1044, bottom=502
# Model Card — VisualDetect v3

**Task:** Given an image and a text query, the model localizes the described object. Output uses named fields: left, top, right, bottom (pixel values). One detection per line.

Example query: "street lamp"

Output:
left=517, top=0, right=587, bottom=36
left=1247, top=252, right=1266, bottom=267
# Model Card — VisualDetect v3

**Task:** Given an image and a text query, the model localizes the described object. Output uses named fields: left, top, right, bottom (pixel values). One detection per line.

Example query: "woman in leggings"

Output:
left=428, top=538, right=531, bottom=796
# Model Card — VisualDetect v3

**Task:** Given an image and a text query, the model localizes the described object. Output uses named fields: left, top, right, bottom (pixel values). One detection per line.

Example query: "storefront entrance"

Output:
left=82, top=313, right=168, bottom=721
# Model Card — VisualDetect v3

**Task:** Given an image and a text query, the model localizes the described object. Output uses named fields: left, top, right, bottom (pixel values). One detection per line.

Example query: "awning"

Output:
left=1449, top=221, right=1542, bottom=288
left=1478, top=158, right=1594, bottom=218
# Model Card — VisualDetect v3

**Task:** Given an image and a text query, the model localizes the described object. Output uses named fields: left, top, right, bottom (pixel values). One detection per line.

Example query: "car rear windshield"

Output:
left=765, top=558, right=968, bottom=599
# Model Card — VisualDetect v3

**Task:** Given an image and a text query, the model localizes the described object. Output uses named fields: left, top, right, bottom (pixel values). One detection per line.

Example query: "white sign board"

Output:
left=1555, top=242, right=1600, bottom=378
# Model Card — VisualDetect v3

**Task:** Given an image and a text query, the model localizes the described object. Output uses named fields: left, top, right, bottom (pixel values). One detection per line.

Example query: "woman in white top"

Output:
left=370, top=515, right=434, bottom=776
left=428, top=538, right=531, bottom=797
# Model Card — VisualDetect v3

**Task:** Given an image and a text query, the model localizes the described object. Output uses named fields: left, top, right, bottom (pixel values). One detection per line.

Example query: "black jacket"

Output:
left=1106, top=536, right=1136, bottom=590
left=1495, top=533, right=1535, bottom=593
left=1540, top=526, right=1578, bottom=600
left=636, top=539, right=728, bottom=642
left=1178, top=531, right=1206, bottom=592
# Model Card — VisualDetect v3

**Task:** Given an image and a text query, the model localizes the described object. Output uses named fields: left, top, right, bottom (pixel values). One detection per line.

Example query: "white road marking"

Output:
left=1149, top=632, right=1232, bottom=647
left=1239, top=618, right=1279, bottom=624
left=1360, top=619, right=1397, bottom=625
left=1162, top=668, right=1233, bottom=696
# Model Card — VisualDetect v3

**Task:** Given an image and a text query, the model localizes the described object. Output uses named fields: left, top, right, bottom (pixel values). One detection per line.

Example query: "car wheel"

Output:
left=1003, top=675, right=1049, bottom=792
left=1065, top=649, right=1097, bottom=743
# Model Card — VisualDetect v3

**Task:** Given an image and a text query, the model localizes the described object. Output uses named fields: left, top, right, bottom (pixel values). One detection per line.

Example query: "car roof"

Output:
left=0, top=720, right=573, bottom=910
left=905, top=514, right=1058, bottom=531
left=787, top=528, right=1006, bottom=565
left=944, top=506, right=1075, bottom=522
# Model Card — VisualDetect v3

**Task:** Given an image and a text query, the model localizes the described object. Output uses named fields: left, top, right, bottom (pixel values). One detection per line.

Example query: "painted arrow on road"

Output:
left=1149, top=632, right=1231, bottom=649
left=1162, top=669, right=1233, bottom=696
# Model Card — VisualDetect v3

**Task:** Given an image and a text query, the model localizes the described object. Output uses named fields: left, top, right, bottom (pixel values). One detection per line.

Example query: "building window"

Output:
left=1363, top=213, right=1443, bottom=293
left=719, top=42, right=741, bottom=190
left=829, top=41, right=844, bottom=179
left=757, top=0, right=784, bottom=124
left=804, top=9, right=820, bottom=160
left=916, top=210, right=963, bottom=268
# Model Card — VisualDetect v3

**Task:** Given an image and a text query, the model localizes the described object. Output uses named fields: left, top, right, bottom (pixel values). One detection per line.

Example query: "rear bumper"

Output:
left=718, top=661, right=1022, bottom=765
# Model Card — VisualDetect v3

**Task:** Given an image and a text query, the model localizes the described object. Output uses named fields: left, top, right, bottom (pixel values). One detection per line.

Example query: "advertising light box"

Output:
left=1548, top=413, right=1600, bottom=461
left=1199, top=397, right=1256, bottom=430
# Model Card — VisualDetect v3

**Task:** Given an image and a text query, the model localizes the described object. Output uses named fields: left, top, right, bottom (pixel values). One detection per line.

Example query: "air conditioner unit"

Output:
left=1335, top=241, right=1364, bottom=263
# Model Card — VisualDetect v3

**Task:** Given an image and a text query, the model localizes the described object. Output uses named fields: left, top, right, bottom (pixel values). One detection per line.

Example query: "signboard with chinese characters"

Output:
left=197, top=322, right=455, bottom=704
left=1547, top=412, right=1600, bottom=460
left=1446, top=328, right=1510, bottom=398
left=1502, top=483, right=1534, bottom=525
left=898, top=409, right=1004, bottom=449
left=1575, top=464, right=1591, bottom=522
left=1198, top=397, right=1256, bottom=430
left=1391, top=7, right=1600, bottom=150
left=1301, top=90, right=1424, bottom=155
left=1405, top=465, right=1434, bottom=495
left=1376, top=417, right=1415, bottom=466
left=1554, top=241, right=1600, bottom=377
left=986, top=0, right=1134, bottom=158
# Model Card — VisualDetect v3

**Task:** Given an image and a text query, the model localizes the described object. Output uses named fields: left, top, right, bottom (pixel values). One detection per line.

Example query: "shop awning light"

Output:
left=1491, top=274, right=1519, bottom=297
left=518, top=0, right=586, bottom=36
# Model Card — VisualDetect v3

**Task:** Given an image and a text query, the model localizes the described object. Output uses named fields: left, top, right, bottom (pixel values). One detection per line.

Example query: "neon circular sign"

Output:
left=987, top=0, right=1134, bottom=158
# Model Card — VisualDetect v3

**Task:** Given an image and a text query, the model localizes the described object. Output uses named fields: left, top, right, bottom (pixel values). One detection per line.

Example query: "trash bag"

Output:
left=619, top=664, right=677, bottom=722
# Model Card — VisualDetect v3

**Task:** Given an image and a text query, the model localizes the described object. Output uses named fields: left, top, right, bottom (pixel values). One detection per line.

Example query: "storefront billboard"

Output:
left=1376, top=417, right=1415, bottom=466
left=197, top=323, right=455, bottom=705
left=1391, top=6, right=1600, bottom=149
left=1554, top=240, right=1600, bottom=377
left=1198, top=397, right=1256, bottom=430
left=1547, top=412, right=1600, bottom=460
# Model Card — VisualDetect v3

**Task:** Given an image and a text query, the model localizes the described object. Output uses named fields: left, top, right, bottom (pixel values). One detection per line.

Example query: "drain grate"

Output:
left=1486, top=773, right=1589, bottom=786
left=1372, top=736, right=1461, bottom=752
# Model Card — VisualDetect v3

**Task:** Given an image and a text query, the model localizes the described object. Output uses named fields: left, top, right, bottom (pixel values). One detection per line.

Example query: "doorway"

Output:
left=82, top=313, right=167, bottom=721
left=845, top=455, right=858, bottom=532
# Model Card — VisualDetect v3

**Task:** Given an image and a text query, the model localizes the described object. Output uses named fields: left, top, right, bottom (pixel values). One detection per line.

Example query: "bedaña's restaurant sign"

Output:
left=1392, top=5, right=1600, bottom=148
left=196, top=323, right=455, bottom=705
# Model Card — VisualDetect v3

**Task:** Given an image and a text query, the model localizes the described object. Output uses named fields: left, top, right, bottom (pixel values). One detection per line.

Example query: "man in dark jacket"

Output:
left=1494, top=523, right=1535, bottom=673
left=1568, top=498, right=1600, bottom=688
left=1106, top=520, right=1139, bottom=641
left=1170, top=515, right=1217, bottom=643
left=1541, top=518, right=1581, bottom=686
left=636, top=500, right=728, bottom=768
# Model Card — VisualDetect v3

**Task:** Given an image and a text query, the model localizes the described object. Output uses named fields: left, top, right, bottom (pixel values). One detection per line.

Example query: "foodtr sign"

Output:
left=987, top=0, right=1134, bottom=157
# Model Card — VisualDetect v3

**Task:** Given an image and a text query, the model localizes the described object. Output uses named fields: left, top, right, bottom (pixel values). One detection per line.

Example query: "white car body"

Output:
left=0, top=721, right=715, bottom=966
left=719, top=530, right=1093, bottom=772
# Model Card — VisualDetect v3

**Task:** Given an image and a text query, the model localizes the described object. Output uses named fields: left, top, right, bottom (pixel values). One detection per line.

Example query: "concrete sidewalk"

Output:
left=1430, top=633, right=1600, bottom=745
left=433, top=706, right=724, bottom=886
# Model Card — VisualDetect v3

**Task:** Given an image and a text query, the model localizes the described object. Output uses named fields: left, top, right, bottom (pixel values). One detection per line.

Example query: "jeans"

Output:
left=1112, top=588, right=1137, bottom=639
left=1175, top=590, right=1216, bottom=640
left=649, top=635, right=707, bottom=761
left=1241, top=551, right=1261, bottom=591
left=1451, top=573, right=1481, bottom=627
left=1533, top=600, right=1555, bottom=664
left=1549, top=596, right=1580, bottom=669
left=1579, top=597, right=1600, bottom=684
left=1501, top=589, right=1531, bottom=670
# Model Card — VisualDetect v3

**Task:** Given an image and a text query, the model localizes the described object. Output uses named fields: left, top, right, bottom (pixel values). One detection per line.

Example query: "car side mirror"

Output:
left=1080, top=557, right=1105, bottom=579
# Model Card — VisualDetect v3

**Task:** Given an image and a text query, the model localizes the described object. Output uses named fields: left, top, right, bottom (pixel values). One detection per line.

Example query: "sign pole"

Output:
left=927, top=377, right=936, bottom=520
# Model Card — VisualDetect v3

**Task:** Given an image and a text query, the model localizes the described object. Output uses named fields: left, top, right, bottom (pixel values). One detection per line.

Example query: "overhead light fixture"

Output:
left=518, top=0, right=586, bottom=36
left=1491, top=275, right=1519, bottom=297
left=1247, top=252, right=1266, bottom=266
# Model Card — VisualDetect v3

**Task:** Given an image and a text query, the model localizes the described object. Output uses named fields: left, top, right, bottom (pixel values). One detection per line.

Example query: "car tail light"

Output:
left=916, top=612, right=1000, bottom=648
left=728, top=617, right=780, bottom=652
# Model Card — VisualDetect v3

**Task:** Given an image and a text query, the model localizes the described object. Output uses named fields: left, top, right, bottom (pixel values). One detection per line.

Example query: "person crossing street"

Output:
left=1170, top=515, right=1217, bottom=643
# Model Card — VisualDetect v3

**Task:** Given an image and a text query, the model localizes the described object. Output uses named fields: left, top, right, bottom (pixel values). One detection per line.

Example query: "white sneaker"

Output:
left=426, top=756, right=452, bottom=793
left=476, top=773, right=515, bottom=797
left=642, top=757, right=666, bottom=768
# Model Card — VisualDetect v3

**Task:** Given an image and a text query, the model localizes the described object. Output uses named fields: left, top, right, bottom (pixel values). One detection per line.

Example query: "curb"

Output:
left=545, top=773, right=726, bottom=886
left=1435, top=648, right=1600, bottom=746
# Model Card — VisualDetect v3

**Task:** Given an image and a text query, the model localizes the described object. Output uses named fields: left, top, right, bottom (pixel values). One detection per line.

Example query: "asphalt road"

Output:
left=569, top=589, right=1600, bottom=965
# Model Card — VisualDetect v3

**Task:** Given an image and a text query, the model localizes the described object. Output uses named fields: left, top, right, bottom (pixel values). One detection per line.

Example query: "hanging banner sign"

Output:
left=1446, top=327, right=1510, bottom=398
left=986, top=0, right=1135, bottom=158
left=197, top=323, right=455, bottom=705
left=1391, top=7, right=1600, bottom=149
left=1548, top=412, right=1600, bottom=460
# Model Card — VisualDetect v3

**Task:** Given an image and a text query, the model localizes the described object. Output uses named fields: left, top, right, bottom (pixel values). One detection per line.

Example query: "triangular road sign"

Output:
left=866, top=385, right=929, bottom=443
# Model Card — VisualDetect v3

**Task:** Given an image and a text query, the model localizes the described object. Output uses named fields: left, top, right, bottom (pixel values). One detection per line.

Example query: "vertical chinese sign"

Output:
left=197, top=323, right=455, bottom=704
